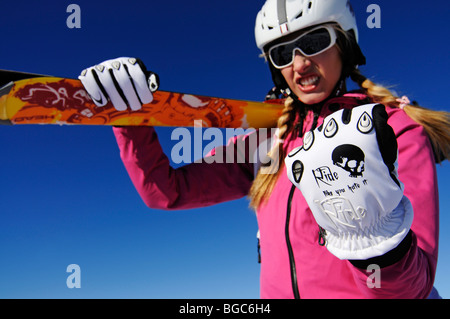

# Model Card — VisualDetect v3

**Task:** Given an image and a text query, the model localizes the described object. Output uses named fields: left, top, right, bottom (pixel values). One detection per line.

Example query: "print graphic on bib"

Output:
left=332, top=144, right=365, bottom=178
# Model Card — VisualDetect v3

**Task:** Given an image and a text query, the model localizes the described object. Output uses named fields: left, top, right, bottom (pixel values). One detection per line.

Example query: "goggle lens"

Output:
left=268, top=26, right=336, bottom=69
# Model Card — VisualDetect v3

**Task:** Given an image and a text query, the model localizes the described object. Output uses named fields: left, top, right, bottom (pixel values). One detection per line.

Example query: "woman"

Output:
left=79, top=0, right=449, bottom=298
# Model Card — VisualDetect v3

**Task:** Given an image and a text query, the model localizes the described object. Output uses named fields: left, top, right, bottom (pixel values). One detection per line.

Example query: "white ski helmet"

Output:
left=255, top=0, right=365, bottom=95
left=255, top=0, right=359, bottom=52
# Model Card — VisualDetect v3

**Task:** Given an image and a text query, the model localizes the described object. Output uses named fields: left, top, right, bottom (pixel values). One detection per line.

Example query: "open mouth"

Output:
left=297, top=75, right=320, bottom=89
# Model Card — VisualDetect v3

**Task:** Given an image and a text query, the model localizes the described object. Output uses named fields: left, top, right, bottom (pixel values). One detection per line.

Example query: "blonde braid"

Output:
left=249, top=97, right=297, bottom=210
left=350, top=69, right=450, bottom=161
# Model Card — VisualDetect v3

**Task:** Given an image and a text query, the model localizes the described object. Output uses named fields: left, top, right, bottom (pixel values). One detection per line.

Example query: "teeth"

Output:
left=299, top=75, right=319, bottom=87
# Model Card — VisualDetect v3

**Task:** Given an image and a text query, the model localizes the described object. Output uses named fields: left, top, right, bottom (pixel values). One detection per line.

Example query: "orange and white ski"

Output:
left=0, top=70, right=284, bottom=128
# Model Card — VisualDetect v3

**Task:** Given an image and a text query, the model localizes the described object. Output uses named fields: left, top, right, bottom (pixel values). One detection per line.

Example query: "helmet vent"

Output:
left=261, top=23, right=274, bottom=30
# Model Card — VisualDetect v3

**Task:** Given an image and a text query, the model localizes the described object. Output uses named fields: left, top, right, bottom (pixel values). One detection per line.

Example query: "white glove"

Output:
left=285, top=104, right=413, bottom=260
left=79, top=57, right=159, bottom=111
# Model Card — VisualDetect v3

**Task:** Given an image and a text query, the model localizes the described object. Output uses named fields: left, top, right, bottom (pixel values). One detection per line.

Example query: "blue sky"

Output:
left=0, top=0, right=448, bottom=298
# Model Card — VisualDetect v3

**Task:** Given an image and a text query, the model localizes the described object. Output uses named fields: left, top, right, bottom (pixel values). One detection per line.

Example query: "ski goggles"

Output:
left=268, top=25, right=337, bottom=69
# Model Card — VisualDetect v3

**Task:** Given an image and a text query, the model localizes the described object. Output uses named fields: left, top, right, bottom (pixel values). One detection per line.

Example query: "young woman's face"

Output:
left=280, top=46, right=342, bottom=105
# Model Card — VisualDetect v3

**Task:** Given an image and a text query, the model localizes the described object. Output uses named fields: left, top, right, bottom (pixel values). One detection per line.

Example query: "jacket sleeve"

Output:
left=349, top=108, right=439, bottom=299
left=113, top=126, right=256, bottom=210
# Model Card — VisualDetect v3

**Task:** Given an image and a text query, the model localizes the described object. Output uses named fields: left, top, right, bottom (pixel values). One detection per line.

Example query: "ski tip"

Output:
left=0, top=69, right=50, bottom=87
left=0, top=82, right=14, bottom=122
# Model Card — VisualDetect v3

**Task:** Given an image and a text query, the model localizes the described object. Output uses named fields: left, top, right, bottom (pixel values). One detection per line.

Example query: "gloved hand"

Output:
left=285, top=104, right=413, bottom=260
left=79, top=57, right=159, bottom=111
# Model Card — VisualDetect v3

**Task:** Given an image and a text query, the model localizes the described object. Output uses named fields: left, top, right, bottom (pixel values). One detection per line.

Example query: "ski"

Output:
left=0, top=69, right=284, bottom=128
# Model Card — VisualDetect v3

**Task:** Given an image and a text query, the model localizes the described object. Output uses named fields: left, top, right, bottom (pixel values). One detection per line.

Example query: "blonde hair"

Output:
left=248, top=69, right=450, bottom=211
left=248, top=96, right=297, bottom=209
left=350, top=69, right=450, bottom=162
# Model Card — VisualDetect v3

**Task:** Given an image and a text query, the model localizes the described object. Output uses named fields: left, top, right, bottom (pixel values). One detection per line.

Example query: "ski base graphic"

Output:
left=0, top=71, right=284, bottom=129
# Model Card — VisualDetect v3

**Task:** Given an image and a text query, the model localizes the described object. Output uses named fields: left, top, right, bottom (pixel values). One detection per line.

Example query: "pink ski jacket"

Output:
left=113, top=94, right=439, bottom=299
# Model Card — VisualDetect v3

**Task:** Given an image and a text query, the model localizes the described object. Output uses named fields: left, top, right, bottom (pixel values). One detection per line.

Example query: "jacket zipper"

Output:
left=286, top=184, right=300, bottom=299
left=318, top=226, right=327, bottom=246
left=284, top=107, right=322, bottom=299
